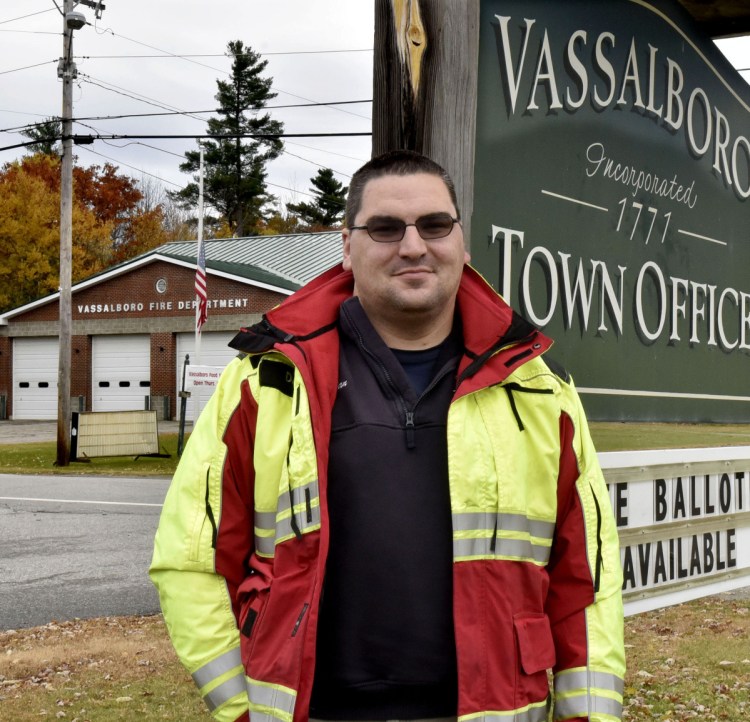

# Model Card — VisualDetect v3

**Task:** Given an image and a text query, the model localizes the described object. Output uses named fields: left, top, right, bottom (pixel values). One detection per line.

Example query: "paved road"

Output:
left=0, top=474, right=169, bottom=629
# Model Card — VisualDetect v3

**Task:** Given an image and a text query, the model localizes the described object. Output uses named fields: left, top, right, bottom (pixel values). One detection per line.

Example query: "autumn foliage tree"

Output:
left=0, top=154, right=170, bottom=312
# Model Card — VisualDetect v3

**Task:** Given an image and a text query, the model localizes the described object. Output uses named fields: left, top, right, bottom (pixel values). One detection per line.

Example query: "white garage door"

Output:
left=13, top=337, right=59, bottom=420
left=92, top=335, right=151, bottom=412
left=176, top=332, right=238, bottom=421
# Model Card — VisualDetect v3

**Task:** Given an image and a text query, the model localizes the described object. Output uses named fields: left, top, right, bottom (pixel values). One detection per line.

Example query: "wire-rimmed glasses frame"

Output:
left=348, top=212, right=461, bottom=243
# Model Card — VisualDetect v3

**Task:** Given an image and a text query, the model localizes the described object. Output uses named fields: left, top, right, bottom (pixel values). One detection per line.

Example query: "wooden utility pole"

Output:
left=372, top=0, right=480, bottom=244
left=56, top=0, right=76, bottom=466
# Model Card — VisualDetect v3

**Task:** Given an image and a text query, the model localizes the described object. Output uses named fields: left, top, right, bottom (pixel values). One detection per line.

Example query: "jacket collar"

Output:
left=230, top=264, right=552, bottom=384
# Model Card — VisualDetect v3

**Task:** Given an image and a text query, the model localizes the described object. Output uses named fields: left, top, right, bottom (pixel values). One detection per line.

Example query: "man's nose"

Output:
left=398, top=224, right=427, bottom=257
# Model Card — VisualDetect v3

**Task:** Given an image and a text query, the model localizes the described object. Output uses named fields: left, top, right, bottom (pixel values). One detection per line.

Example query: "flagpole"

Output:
left=195, top=147, right=205, bottom=364
left=193, top=147, right=206, bottom=420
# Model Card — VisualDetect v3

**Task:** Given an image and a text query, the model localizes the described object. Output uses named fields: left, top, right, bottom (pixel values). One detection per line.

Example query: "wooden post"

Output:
left=56, top=0, right=75, bottom=466
left=372, top=0, right=480, bottom=245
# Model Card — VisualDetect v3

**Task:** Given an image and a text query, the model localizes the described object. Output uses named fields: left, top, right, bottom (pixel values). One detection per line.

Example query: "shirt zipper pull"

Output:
left=405, top=411, right=416, bottom=450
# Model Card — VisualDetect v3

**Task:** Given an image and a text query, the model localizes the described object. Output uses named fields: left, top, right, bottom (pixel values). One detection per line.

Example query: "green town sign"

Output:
left=472, top=0, right=750, bottom=421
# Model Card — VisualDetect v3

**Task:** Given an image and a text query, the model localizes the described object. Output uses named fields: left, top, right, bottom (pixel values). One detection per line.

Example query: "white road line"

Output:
left=0, top=496, right=163, bottom=507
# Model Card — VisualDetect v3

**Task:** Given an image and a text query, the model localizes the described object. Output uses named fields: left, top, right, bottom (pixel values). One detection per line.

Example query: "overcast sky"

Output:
left=1, top=1, right=748, bottom=215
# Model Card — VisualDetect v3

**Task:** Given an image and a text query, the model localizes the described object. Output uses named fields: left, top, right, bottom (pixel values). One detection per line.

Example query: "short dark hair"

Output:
left=345, top=150, right=460, bottom=227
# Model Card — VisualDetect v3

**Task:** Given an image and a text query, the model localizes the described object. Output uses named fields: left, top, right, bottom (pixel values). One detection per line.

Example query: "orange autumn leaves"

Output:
left=0, top=154, right=168, bottom=312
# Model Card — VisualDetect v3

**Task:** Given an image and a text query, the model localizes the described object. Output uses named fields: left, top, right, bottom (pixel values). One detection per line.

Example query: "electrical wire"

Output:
left=78, top=145, right=331, bottom=205
left=0, top=8, right=56, bottom=25
left=0, top=131, right=371, bottom=154
left=86, top=26, right=371, bottom=121
left=0, top=60, right=57, bottom=76
left=77, top=49, right=372, bottom=58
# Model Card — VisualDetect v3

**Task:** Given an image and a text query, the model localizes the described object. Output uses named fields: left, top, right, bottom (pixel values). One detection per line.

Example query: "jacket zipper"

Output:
left=591, top=484, right=604, bottom=593
left=345, top=309, right=414, bottom=448
left=204, top=467, right=217, bottom=549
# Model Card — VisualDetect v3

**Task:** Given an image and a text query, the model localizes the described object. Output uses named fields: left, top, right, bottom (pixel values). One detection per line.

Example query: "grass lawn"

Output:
left=0, top=433, right=184, bottom=476
left=0, top=423, right=748, bottom=477
left=0, top=595, right=748, bottom=721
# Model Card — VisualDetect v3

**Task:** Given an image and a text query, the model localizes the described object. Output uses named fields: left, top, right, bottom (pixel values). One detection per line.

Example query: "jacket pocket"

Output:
left=238, top=577, right=271, bottom=659
left=514, top=612, right=556, bottom=675
left=188, top=464, right=215, bottom=563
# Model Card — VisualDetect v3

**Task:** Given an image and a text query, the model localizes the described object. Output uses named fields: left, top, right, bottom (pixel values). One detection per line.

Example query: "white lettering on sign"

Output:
left=621, top=530, right=738, bottom=591
left=76, top=303, right=145, bottom=314
left=494, top=15, right=750, bottom=201
left=78, top=296, right=249, bottom=317
left=605, top=465, right=750, bottom=595
left=492, top=222, right=750, bottom=353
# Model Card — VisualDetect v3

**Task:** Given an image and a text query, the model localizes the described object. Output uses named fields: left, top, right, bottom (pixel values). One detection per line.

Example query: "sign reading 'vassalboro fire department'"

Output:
left=472, top=0, right=750, bottom=421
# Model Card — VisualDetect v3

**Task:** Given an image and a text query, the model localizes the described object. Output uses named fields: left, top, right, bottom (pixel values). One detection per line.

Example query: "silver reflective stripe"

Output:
left=453, top=512, right=554, bottom=540
left=203, top=671, right=247, bottom=712
left=554, top=693, right=623, bottom=720
left=453, top=535, right=551, bottom=563
left=247, top=679, right=297, bottom=721
left=255, top=510, right=277, bottom=531
left=192, top=647, right=243, bottom=689
left=255, top=510, right=278, bottom=556
left=276, top=479, right=320, bottom=516
left=255, top=534, right=276, bottom=556
left=555, top=669, right=625, bottom=695
left=276, top=502, right=321, bottom=541
left=462, top=700, right=549, bottom=722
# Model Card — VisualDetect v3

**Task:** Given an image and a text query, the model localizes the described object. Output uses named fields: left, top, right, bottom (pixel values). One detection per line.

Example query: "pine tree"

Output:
left=173, top=41, right=283, bottom=237
left=287, top=168, right=348, bottom=230
left=21, top=118, right=61, bottom=156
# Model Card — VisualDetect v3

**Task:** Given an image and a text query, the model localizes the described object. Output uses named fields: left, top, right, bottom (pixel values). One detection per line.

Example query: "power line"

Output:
left=78, top=145, right=330, bottom=205
left=0, top=99, right=372, bottom=133
left=0, top=29, right=59, bottom=35
left=0, top=8, right=56, bottom=25
left=0, top=59, right=57, bottom=76
left=0, top=131, right=371, bottom=154
left=88, top=27, right=371, bottom=121
left=76, top=49, right=372, bottom=58
left=78, top=145, right=183, bottom=188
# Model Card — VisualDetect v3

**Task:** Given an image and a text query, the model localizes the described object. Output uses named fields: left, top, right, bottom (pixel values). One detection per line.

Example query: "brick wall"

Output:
left=0, top=258, right=288, bottom=419
left=14, top=261, right=284, bottom=325
left=71, top=335, right=92, bottom=410
left=151, top=332, right=177, bottom=418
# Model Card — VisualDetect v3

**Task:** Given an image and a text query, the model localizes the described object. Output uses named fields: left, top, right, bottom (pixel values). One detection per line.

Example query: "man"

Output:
left=151, top=150, right=625, bottom=722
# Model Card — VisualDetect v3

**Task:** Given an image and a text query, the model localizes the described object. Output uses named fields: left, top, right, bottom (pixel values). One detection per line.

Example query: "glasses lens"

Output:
left=367, top=218, right=406, bottom=242
left=415, top=213, right=454, bottom=239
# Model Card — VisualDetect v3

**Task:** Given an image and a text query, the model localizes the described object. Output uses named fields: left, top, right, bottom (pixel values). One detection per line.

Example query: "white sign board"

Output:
left=184, top=365, right=225, bottom=421
left=599, top=446, right=750, bottom=615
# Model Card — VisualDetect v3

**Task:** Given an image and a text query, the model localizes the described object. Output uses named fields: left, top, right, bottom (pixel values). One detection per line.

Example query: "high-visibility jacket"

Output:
left=150, top=264, right=625, bottom=722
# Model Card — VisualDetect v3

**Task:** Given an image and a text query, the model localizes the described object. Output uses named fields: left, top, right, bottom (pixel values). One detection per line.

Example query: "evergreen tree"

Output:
left=21, top=118, right=61, bottom=156
left=287, top=168, right=348, bottom=229
left=173, top=41, right=283, bottom=237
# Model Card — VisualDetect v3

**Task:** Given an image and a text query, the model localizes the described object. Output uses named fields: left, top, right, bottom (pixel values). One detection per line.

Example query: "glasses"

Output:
left=349, top=212, right=460, bottom=243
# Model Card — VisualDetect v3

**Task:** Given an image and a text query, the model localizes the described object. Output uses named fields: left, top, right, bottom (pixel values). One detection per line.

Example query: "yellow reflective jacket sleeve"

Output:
left=150, top=357, right=253, bottom=722
left=551, top=375, right=626, bottom=722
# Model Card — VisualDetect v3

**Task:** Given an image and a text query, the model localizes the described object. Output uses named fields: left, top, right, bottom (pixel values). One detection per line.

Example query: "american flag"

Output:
left=195, top=238, right=208, bottom=332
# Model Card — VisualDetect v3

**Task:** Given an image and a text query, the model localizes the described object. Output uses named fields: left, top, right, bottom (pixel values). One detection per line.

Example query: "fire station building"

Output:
left=0, top=232, right=341, bottom=421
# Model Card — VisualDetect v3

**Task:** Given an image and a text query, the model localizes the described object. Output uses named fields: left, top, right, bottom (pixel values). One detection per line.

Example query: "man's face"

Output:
left=342, top=173, right=469, bottom=331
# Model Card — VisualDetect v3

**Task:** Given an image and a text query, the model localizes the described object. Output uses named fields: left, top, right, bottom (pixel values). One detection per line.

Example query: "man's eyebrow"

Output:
left=363, top=214, right=401, bottom=222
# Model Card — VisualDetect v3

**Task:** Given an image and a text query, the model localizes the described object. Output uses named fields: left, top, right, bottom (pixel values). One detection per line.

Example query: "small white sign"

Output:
left=183, top=365, right=225, bottom=421
left=599, top=447, right=750, bottom=615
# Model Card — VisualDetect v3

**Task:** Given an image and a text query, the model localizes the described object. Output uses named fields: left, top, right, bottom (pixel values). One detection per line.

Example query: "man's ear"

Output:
left=342, top=230, right=352, bottom=271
